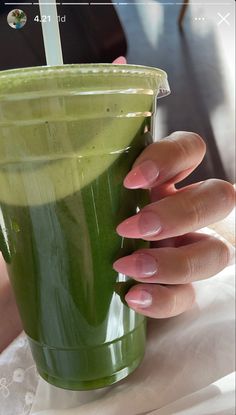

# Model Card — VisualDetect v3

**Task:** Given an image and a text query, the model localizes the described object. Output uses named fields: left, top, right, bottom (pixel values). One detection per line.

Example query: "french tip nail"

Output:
left=113, top=56, right=127, bottom=64
left=124, top=160, right=159, bottom=189
left=116, top=212, right=162, bottom=238
left=123, top=179, right=139, bottom=189
left=116, top=224, right=123, bottom=236
left=139, top=211, right=162, bottom=237
left=125, top=290, right=153, bottom=309
left=123, top=173, right=143, bottom=190
left=112, top=253, right=158, bottom=278
left=112, top=259, right=122, bottom=272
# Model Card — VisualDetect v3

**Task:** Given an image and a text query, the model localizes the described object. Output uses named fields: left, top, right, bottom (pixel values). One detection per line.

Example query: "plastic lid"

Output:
left=0, top=64, right=170, bottom=100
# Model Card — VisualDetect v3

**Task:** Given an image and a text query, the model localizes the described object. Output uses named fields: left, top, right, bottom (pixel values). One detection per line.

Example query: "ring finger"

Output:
left=113, top=233, right=235, bottom=284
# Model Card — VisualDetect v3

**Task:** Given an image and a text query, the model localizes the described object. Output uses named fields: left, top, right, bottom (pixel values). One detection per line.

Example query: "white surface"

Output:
left=0, top=264, right=235, bottom=415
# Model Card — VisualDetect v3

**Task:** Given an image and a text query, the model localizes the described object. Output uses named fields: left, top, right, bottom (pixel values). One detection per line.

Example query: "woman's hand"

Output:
left=0, top=254, right=22, bottom=352
left=113, top=131, right=235, bottom=318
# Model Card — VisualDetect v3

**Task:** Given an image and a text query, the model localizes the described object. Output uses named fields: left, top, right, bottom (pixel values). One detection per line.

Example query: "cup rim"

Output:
left=0, top=63, right=168, bottom=80
left=0, top=63, right=170, bottom=99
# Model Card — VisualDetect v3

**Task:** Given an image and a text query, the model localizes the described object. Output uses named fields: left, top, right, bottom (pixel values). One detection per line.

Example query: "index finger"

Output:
left=124, top=131, right=206, bottom=190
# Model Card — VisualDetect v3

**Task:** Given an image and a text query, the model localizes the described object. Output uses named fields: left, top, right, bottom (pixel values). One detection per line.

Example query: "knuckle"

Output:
left=191, top=200, right=206, bottom=228
left=166, top=291, right=178, bottom=316
left=168, top=135, right=191, bottom=160
left=164, top=284, right=196, bottom=317
left=169, top=131, right=206, bottom=160
left=180, top=252, right=195, bottom=283
left=180, top=194, right=206, bottom=229
left=187, top=132, right=206, bottom=154
left=216, top=239, right=232, bottom=268
left=213, top=179, right=236, bottom=210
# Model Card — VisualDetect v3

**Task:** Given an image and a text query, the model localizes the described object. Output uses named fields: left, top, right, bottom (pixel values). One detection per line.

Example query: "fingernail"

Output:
left=117, top=211, right=162, bottom=238
left=124, top=160, right=159, bottom=189
left=113, top=253, right=157, bottom=277
left=125, top=289, right=152, bottom=308
left=113, top=56, right=127, bottom=64
left=139, top=211, right=162, bottom=236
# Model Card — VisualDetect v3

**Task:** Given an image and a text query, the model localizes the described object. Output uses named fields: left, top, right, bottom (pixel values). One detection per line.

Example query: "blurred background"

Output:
left=0, top=0, right=235, bottom=185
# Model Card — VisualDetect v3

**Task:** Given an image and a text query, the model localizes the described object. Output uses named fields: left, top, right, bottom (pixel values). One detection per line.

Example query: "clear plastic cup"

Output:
left=0, top=64, right=170, bottom=390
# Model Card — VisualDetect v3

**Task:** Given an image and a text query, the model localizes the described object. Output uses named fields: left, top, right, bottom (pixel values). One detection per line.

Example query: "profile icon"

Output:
left=7, top=9, right=27, bottom=29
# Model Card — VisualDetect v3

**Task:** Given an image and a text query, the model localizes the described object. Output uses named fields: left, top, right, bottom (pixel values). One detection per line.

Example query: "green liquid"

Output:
left=0, top=129, right=150, bottom=389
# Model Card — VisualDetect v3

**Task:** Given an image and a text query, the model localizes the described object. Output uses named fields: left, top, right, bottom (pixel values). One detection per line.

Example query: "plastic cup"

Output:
left=0, top=64, right=170, bottom=390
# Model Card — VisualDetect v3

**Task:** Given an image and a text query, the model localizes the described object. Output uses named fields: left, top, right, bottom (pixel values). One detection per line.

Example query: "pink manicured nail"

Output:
left=113, top=56, right=127, bottom=64
left=116, top=211, right=162, bottom=238
left=125, top=290, right=152, bottom=308
left=124, top=160, right=159, bottom=189
left=113, top=253, right=157, bottom=277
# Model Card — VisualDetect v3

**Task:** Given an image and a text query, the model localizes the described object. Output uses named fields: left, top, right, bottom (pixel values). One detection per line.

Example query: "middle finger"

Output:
left=117, top=179, right=235, bottom=241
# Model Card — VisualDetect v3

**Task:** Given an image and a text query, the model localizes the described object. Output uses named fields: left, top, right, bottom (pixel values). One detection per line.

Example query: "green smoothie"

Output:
left=0, top=64, right=170, bottom=390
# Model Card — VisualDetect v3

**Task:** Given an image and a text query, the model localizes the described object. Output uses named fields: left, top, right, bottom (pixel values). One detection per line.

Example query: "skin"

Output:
left=0, top=254, right=22, bottom=352
left=113, top=130, right=235, bottom=318
left=0, top=57, right=235, bottom=350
